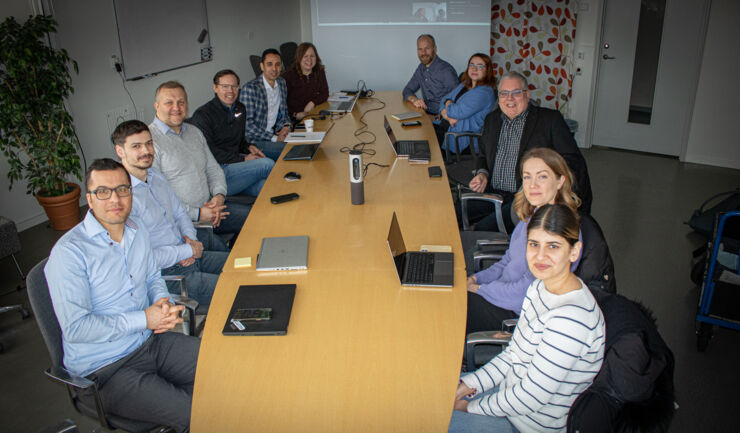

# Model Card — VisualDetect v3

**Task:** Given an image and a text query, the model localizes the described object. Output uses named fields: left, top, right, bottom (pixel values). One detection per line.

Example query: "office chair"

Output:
left=249, top=55, right=262, bottom=77
left=0, top=215, right=31, bottom=353
left=279, top=42, right=298, bottom=69
left=458, top=192, right=511, bottom=275
left=26, top=258, right=191, bottom=433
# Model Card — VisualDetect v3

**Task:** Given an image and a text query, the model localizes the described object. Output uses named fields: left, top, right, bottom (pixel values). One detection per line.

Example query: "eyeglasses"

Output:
left=468, top=63, right=486, bottom=70
left=217, top=84, right=240, bottom=90
left=499, top=89, right=528, bottom=99
left=87, top=185, right=132, bottom=200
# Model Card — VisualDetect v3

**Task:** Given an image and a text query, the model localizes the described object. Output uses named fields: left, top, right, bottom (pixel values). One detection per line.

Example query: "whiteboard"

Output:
left=113, top=0, right=212, bottom=80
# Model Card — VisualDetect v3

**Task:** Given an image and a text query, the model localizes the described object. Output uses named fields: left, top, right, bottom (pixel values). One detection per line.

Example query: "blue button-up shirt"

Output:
left=402, top=56, right=459, bottom=114
left=152, top=115, right=188, bottom=137
left=44, top=211, right=171, bottom=377
left=129, top=167, right=197, bottom=269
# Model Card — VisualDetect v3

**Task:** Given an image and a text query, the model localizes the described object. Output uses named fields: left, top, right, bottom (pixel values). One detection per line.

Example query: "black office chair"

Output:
left=279, top=42, right=298, bottom=70
left=0, top=215, right=31, bottom=353
left=459, top=192, right=511, bottom=275
left=26, top=258, right=188, bottom=433
left=249, top=55, right=262, bottom=77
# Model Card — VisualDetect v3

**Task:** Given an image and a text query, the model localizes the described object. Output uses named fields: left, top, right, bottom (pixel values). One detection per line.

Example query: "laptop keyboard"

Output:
left=398, top=141, right=414, bottom=155
left=335, top=101, right=352, bottom=111
left=406, top=252, right=435, bottom=284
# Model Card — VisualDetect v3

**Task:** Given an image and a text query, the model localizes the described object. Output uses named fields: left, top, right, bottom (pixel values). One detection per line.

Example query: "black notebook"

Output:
left=222, top=284, right=297, bottom=336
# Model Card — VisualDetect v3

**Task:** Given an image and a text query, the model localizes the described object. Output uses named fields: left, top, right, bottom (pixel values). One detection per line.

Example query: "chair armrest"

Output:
left=460, top=193, right=506, bottom=233
left=502, top=319, right=518, bottom=329
left=472, top=249, right=506, bottom=273
left=465, top=330, right=513, bottom=370
left=193, top=222, right=213, bottom=230
left=45, top=366, right=95, bottom=389
left=443, top=132, right=483, bottom=161
left=162, top=274, right=189, bottom=298
left=171, top=294, right=199, bottom=336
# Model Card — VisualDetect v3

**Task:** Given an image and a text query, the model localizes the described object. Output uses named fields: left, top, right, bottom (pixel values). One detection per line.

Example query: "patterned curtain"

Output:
left=490, top=0, right=578, bottom=111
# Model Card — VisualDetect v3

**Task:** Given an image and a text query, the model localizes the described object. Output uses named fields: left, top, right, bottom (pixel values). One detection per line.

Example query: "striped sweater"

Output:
left=462, top=278, right=605, bottom=433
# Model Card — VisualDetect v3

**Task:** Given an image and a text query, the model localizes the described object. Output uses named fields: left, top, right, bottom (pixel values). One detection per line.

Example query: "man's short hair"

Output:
left=417, top=34, right=436, bottom=47
left=261, top=48, right=281, bottom=63
left=111, top=120, right=150, bottom=147
left=213, top=69, right=240, bottom=86
left=498, top=71, right=529, bottom=90
left=154, top=81, right=186, bottom=99
left=85, top=158, right=130, bottom=191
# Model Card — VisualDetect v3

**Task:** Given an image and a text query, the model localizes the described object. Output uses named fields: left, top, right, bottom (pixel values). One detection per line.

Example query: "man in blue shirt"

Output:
left=44, top=158, right=199, bottom=432
left=239, top=48, right=291, bottom=161
left=402, top=34, right=459, bottom=146
left=402, top=34, right=459, bottom=115
left=113, top=120, right=229, bottom=306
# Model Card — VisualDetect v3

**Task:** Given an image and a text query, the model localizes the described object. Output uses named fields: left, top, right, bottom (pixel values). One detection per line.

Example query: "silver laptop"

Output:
left=386, top=212, right=453, bottom=287
left=327, top=82, right=366, bottom=113
left=383, top=115, right=429, bottom=158
left=256, top=236, right=309, bottom=271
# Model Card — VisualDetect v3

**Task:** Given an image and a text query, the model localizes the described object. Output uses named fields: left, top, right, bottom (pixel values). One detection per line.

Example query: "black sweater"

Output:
left=187, top=96, right=248, bottom=165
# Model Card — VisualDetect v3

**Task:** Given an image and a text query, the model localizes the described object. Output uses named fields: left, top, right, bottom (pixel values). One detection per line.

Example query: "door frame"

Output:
left=586, top=0, right=712, bottom=160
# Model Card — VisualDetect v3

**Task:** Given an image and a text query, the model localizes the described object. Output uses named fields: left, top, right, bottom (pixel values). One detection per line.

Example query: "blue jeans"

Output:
left=448, top=387, right=519, bottom=433
left=196, top=227, right=229, bottom=252
left=161, top=250, right=228, bottom=306
left=213, top=199, right=251, bottom=236
left=254, top=140, right=286, bottom=161
left=222, top=158, right=274, bottom=197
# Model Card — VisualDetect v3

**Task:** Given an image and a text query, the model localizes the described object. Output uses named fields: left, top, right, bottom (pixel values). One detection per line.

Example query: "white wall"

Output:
left=0, top=0, right=302, bottom=230
left=685, top=0, right=740, bottom=169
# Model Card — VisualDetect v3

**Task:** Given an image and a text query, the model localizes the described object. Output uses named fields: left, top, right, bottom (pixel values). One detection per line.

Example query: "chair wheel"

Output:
left=697, top=322, right=713, bottom=352
left=20, top=308, right=30, bottom=319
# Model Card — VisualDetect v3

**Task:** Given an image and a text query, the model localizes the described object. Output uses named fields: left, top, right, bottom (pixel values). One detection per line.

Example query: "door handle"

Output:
left=602, top=55, right=616, bottom=60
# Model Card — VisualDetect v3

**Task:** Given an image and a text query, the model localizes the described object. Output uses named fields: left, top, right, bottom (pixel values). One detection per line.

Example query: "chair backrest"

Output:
left=279, top=42, right=298, bottom=70
left=249, top=55, right=262, bottom=77
left=26, top=258, right=64, bottom=369
left=576, top=213, right=617, bottom=293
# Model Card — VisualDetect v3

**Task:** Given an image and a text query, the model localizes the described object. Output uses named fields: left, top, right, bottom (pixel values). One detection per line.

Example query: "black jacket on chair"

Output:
left=576, top=213, right=617, bottom=294
left=476, top=105, right=593, bottom=212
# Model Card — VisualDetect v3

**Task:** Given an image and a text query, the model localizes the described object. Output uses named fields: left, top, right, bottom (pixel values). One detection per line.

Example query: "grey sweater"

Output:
left=149, top=119, right=227, bottom=221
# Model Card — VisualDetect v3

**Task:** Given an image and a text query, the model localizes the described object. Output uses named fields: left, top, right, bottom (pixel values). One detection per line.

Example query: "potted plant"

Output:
left=0, top=15, right=82, bottom=230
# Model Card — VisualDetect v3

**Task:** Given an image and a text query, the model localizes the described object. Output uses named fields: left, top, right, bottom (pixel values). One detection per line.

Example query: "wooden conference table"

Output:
left=190, top=92, right=467, bottom=433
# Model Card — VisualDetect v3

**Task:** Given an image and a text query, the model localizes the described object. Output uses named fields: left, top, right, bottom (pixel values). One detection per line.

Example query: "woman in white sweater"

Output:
left=449, top=204, right=606, bottom=433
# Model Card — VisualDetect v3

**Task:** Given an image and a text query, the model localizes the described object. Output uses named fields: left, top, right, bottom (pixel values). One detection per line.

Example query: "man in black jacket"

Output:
left=467, top=71, right=592, bottom=230
left=187, top=69, right=273, bottom=199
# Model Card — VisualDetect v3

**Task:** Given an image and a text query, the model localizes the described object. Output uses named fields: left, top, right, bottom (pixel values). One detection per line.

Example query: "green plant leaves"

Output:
left=0, top=15, right=82, bottom=196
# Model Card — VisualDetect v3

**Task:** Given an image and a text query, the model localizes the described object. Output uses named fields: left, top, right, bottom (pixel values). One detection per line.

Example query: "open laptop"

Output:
left=256, top=236, right=309, bottom=270
left=383, top=115, right=430, bottom=158
left=386, top=212, right=453, bottom=287
left=283, top=123, right=334, bottom=161
left=327, top=82, right=366, bottom=113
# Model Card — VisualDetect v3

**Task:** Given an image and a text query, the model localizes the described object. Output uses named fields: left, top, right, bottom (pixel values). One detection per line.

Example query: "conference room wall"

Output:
left=0, top=0, right=302, bottom=231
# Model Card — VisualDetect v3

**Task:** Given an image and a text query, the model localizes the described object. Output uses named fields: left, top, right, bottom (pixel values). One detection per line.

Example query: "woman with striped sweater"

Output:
left=450, top=204, right=606, bottom=433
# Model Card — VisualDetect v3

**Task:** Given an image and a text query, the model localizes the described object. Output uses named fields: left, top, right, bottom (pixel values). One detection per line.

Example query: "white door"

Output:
left=592, top=0, right=709, bottom=156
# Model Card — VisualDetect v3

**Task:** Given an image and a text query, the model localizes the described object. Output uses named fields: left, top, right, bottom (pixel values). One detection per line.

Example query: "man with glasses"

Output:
left=44, top=158, right=199, bottom=432
left=113, top=120, right=228, bottom=306
left=468, top=71, right=592, bottom=230
left=149, top=80, right=250, bottom=237
left=188, top=69, right=273, bottom=197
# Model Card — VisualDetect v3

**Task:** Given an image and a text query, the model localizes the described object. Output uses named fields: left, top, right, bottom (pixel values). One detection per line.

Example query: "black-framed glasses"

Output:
left=87, top=185, right=132, bottom=200
left=499, top=89, right=528, bottom=99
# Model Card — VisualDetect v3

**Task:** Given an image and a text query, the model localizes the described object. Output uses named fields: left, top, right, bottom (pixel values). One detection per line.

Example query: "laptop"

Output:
left=383, top=115, right=430, bottom=158
left=386, top=212, right=454, bottom=287
left=327, top=82, right=366, bottom=113
left=256, top=236, right=309, bottom=271
left=221, top=284, right=296, bottom=336
left=283, top=124, right=335, bottom=161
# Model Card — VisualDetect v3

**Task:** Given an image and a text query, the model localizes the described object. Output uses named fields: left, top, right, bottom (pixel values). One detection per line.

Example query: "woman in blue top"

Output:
left=439, top=53, right=496, bottom=153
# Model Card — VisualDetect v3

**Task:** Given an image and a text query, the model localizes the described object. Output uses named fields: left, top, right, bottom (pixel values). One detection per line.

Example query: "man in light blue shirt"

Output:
left=113, top=120, right=228, bottom=306
left=44, top=158, right=199, bottom=431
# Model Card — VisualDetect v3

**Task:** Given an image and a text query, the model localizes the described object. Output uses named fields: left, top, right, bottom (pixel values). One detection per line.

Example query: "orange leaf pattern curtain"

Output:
left=490, top=0, right=577, bottom=110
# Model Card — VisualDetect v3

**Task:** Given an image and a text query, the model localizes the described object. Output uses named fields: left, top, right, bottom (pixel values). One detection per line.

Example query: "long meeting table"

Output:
left=190, top=91, right=467, bottom=433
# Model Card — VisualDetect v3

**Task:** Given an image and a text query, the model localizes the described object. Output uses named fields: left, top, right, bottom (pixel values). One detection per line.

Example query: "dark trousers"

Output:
left=88, top=332, right=200, bottom=432
left=466, top=291, right=519, bottom=334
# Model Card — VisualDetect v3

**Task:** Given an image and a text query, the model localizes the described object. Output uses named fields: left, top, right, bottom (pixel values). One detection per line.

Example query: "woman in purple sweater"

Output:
left=466, top=148, right=581, bottom=333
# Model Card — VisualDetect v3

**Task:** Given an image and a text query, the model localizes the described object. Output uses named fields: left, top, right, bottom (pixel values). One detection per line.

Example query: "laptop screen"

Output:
left=387, top=212, right=408, bottom=279
left=384, top=115, right=398, bottom=145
